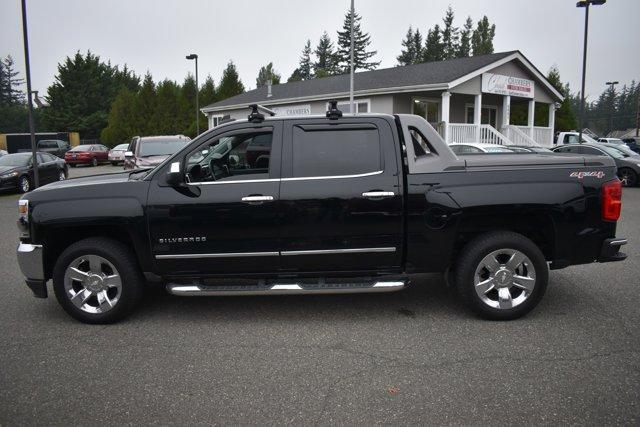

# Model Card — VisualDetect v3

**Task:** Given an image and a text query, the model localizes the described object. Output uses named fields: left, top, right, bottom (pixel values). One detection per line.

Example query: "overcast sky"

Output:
left=1, top=0, right=639, bottom=101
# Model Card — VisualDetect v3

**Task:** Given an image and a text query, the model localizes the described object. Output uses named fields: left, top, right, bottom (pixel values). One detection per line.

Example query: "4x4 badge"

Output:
left=570, top=171, right=605, bottom=179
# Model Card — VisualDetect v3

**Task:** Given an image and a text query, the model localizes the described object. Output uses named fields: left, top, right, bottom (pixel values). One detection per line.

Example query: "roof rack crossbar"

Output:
left=248, top=104, right=276, bottom=123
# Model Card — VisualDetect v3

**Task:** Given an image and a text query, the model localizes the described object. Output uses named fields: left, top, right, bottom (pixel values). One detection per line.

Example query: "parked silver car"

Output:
left=108, top=143, right=129, bottom=165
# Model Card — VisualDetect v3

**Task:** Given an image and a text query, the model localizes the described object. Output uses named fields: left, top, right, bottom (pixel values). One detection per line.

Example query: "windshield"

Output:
left=607, top=138, right=624, bottom=144
left=610, top=145, right=638, bottom=156
left=113, top=144, right=129, bottom=150
left=0, top=153, right=31, bottom=167
left=71, top=145, right=93, bottom=152
left=598, top=145, right=626, bottom=159
left=139, top=138, right=189, bottom=157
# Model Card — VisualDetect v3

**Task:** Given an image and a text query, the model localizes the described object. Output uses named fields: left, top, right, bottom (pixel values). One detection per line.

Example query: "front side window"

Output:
left=292, top=126, right=381, bottom=177
left=186, top=130, right=273, bottom=183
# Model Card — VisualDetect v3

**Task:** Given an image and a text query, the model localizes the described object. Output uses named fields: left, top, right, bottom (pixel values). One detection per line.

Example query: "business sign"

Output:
left=482, top=73, right=534, bottom=98
left=271, top=104, right=311, bottom=116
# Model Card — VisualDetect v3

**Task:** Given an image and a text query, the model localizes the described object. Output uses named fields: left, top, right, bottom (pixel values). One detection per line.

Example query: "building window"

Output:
left=412, top=98, right=439, bottom=127
left=465, top=104, right=497, bottom=128
left=328, top=99, right=370, bottom=114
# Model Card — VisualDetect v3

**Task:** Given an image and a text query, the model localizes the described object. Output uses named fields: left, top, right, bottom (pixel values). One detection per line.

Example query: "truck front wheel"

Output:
left=454, top=231, right=548, bottom=320
left=52, top=237, right=144, bottom=324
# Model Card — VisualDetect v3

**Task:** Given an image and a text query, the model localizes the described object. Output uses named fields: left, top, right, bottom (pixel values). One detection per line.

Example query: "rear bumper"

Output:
left=598, top=238, right=628, bottom=263
left=17, top=243, right=47, bottom=298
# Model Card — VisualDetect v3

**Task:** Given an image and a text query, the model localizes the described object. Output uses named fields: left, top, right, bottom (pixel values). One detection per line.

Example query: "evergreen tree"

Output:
left=287, top=68, right=304, bottom=82
left=336, top=10, right=380, bottom=72
left=471, top=16, right=496, bottom=56
left=314, top=32, right=339, bottom=76
left=199, top=75, right=217, bottom=107
left=179, top=73, right=198, bottom=136
left=299, top=40, right=313, bottom=80
left=457, top=17, right=473, bottom=58
left=0, top=55, right=25, bottom=105
left=441, top=6, right=459, bottom=60
left=397, top=26, right=416, bottom=66
left=153, top=79, right=181, bottom=135
left=413, top=29, right=424, bottom=63
left=423, top=25, right=444, bottom=62
left=135, top=73, right=157, bottom=135
left=100, top=89, right=138, bottom=146
left=43, top=51, right=139, bottom=139
left=547, top=66, right=577, bottom=132
left=217, top=61, right=245, bottom=101
left=256, top=62, right=281, bottom=87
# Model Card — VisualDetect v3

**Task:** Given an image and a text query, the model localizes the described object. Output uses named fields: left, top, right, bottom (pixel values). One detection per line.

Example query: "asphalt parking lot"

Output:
left=0, top=165, right=638, bottom=425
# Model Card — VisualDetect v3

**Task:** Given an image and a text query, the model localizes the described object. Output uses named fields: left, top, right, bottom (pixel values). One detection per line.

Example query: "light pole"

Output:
left=20, top=0, right=39, bottom=188
left=605, top=80, right=618, bottom=135
left=186, top=53, right=199, bottom=135
left=576, top=0, right=606, bottom=144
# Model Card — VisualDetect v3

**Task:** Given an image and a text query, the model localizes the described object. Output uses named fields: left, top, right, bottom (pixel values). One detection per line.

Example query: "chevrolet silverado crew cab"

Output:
left=16, top=104, right=627, bottom=324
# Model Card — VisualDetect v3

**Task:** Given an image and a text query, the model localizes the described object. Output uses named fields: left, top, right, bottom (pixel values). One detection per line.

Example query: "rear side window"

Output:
left=292, top=125, right=381, bottom=177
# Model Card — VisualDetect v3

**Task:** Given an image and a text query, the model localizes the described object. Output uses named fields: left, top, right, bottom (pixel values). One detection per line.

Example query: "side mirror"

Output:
left=166, top=161, right=184, bottom=186
left=124, top=151, right=134, bottom=158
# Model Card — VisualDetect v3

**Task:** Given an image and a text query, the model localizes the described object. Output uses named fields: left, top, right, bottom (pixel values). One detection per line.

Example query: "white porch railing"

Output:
left=480, top=125, right=512, bottom=145
left=503, top=125, right=538, bottom=146
left=449, top=123, right=478, bottom=143
left=532, top=127, right=553, bottom=147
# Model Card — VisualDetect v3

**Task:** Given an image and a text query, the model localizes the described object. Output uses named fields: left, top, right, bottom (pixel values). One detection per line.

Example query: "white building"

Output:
left=202, top=51, right=564, bottom=147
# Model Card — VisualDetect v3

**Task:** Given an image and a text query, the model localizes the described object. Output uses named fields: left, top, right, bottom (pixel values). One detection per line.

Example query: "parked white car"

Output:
left=449, top=143, right=515, bottom=155
left=108, top=143, right=129, bottom=165
left=555, top=131, right=598, bottom=145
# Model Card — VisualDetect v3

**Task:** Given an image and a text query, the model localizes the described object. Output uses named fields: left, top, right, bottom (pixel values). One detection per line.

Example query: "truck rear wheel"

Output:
left=454, top=231, right=548, bottom=320
left=52, top=238, right=144, bottom=324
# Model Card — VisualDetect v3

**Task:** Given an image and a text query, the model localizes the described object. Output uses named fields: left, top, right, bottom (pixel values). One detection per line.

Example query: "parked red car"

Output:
left=64, top=144, right=109, bottom=167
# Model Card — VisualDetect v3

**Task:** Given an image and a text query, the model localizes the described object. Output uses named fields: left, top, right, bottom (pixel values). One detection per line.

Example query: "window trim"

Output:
left=464, top=103, right=498, bottom=124
left=290, top=122, right=383, bottom=179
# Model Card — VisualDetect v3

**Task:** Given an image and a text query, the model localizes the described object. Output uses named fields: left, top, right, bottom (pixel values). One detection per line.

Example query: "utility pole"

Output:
left=349, top=0, right=355, bottom=114
left=576, top=0, right=606, bottom=144
left=636, top=89, right=639, bottom=137
left=20, top=0, right=39, bottom=188
left=186, top=54, right=199, bottom=135
left=605, top=81, right=618, bottom=136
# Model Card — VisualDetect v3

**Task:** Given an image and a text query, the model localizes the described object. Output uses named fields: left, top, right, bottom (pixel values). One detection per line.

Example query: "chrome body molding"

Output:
left=166, top=280, right=407, bottom=296
left=280, top=247, right=396, bottom=256
left=155, top=251, right=279, bottom=260
left=17, top=243, right=44, bottom=281
left=156, top=247, right=397, bottom=259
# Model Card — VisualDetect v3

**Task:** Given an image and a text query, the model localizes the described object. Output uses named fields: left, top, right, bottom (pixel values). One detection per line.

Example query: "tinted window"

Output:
left=581, top=146, right=604, bottom=156
left=71, top=145, right=93, bottom=152
left=44, top=153, right=58, bottom=161
left=186, top=130, right=273, bottom=182
left=37, top=153, right=47, bottom=163
left=139, top=138, right=189, bottom=157
left=292, top=126, right=381, bottom=177
left=451, top=145, right=482, bottom=154
left=38, top=141, right=55, bottom=149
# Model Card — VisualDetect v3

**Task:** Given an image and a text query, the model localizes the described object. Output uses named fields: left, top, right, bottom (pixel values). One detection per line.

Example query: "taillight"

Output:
left=602, top=179, right=622, bottom=221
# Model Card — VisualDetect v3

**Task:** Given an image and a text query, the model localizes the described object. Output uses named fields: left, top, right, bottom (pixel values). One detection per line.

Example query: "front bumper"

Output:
left=598, top=238, right=628, bottom=262
left=17, top=243, right=47, bottom=298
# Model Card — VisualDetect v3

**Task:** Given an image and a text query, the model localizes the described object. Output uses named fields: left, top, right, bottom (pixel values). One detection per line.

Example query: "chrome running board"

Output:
left=166, top=280, right=407, bottom=297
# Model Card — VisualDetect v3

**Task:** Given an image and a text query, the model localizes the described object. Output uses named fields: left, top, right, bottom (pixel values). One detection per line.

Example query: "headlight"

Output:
left=0, top=171, right=19, bottom=179
left=18, top=199, right=29, bottom=223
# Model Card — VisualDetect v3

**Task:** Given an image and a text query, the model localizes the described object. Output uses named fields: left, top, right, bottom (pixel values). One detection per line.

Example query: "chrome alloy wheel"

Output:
left=473, top=248, right=536, bottom=310
left=63, top=255, right=122, bottom=314
left=59, top=170, right=65, bottom=181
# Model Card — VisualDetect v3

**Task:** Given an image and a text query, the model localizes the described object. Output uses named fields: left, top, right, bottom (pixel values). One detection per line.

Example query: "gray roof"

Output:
left=205, top=51, right=517, bottom=110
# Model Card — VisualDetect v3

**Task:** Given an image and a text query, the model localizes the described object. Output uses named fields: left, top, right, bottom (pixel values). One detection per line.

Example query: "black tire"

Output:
left=618, top=168, right=637, bottom=187
left=454, top=231, right=548, bottom=320
left=18, top=175, right=31, bottom=193
left=69, top=164, right=76, bottom=168
left=52, top=238, right=144, bottom=324
left=91, top=157, right=98, bottom=167
left=111, top=161, right=118, bottom=166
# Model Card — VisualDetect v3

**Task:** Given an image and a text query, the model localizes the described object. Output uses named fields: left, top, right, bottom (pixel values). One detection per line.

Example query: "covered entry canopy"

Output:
left=202, top=51, right=564, bottom=147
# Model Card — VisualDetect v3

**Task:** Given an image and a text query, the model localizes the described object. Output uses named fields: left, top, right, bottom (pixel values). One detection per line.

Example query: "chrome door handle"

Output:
left=241, top=195, right=274, bottom=203
left=362, top=191, right=395, bottom=199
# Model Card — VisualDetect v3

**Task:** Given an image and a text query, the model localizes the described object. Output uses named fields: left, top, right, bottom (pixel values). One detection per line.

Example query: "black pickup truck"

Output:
left=16, top=105, right=627, bottom=323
